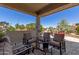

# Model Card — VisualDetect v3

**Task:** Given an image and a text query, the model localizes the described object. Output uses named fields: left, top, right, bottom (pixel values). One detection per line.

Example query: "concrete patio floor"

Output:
left=7, top=32, right=79, bottom=55
left=65, top=36, right=79, bottom=55
left=28, top=36, right=79, bottom=55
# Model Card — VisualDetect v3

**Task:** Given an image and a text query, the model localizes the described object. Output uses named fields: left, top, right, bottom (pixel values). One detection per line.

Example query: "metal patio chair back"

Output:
left=53, top=33, right=66, bottom=54
left=53, top=33, right=64, bottom=42
left=43, top=32, right=50, bottom=42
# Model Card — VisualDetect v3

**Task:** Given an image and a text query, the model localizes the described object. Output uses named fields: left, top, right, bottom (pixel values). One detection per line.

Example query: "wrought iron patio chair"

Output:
left=22, top=32, right=36, bottom=54
left=42, top=32, right=51, bottom=54
left=49, top=33, right=66, bottom=55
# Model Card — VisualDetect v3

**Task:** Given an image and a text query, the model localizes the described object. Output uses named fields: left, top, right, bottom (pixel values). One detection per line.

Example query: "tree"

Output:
left=19, top=25, right=25, bottom=30
left=15, top=24, right=26, bottom=30
left=26, top=23, right=44, bottom=32
left=0, top=31, right=5, bottom=39
left=29, top=23, right=36, bottom=30
left=76, top=23, right=79, bottom=26
left=26, top=23, right=36, bottom=31
left=40, top=25, right=44, bottom=32
left=26, top=24, right=31, bottom=30
left=57, top=19, right=71, bottom=33
left=57, top=20, right=68, bottom=30
left=15, top=24, right=20, bottom=29
left=0, top=21, right=9, bottom=26
left=48, top=27, right=53, bottom=34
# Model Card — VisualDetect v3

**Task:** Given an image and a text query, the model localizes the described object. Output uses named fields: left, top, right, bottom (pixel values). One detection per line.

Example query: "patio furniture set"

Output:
left=12, top=31, right=66, bottom=55
left=0, top=31, right=66, bottom=55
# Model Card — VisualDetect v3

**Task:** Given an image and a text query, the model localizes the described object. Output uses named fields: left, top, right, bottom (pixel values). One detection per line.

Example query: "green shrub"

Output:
left=0, top=31, right=5, bottom=38
left=76, top=26, right=79, bottom=35
left=7, top=26, right=16, bottom=31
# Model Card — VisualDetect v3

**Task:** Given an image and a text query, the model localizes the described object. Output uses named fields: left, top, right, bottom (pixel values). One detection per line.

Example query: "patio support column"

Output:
left=36, top=15, right=40, bottom=48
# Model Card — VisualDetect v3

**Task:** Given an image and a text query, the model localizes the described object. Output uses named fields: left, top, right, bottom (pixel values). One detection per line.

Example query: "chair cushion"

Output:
left=49, top=41, right=60, bottom=47
left=53, top=34, right=64, bottom=42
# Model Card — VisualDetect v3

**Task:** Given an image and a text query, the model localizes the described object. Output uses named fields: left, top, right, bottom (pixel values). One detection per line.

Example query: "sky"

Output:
left=0, top=5, right=79, bottom=28
left=0, top=7, right=36, bottom=26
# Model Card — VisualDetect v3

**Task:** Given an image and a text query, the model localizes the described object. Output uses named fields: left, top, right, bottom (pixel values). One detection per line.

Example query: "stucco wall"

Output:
left=6, top=31, right=36, bottom=47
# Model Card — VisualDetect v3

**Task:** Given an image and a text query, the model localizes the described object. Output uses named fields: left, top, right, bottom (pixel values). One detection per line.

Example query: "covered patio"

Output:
left=1, top=3, right=79, bottom=38
left=0, top=3, right=79, bottom=55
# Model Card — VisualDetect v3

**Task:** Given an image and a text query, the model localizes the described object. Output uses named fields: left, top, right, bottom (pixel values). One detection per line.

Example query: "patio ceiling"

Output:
left=0, top=3, right=79, bottom=17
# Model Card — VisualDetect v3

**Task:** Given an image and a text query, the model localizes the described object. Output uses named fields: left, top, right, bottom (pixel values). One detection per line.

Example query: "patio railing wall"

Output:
left=6, top=31, right=36, bottom=47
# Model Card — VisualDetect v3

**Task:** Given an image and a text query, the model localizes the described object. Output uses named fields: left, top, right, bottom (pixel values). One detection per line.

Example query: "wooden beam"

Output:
left=1, top=3, right=37, bottom=16
left=36, top=3, right=68, bottom=15
left=36, top=3, right=79, bottom=16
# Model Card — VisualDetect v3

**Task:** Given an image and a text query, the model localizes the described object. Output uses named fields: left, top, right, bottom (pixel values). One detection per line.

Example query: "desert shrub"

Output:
left=76, top=26, right=79, bottom=35
left=0, top=31, right=5, bottom=38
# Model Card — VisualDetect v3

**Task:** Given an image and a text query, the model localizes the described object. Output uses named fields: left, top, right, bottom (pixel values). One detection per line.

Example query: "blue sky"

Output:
left=41, top=6, right=79, bottom=28
left=0, top=5, right=79, bottom=28
left=0, top=7, right=36, bottom=26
